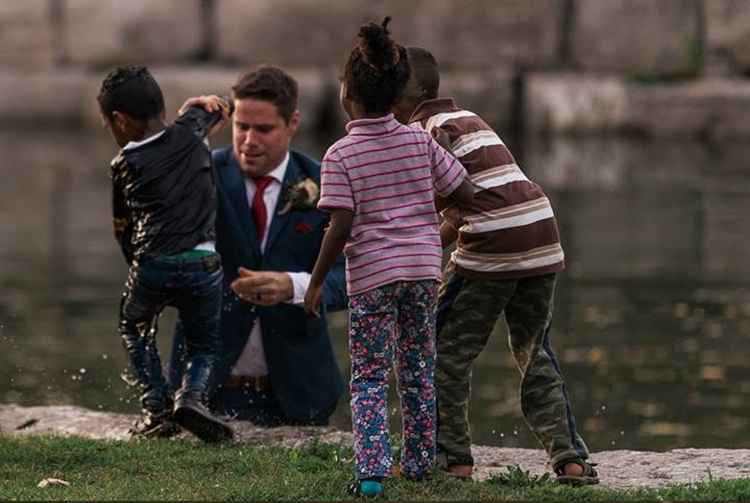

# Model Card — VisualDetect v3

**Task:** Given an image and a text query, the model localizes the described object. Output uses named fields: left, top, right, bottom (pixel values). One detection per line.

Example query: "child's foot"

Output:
left=348, top=478, right=384, bottom=498
left=554, top=459, right=599, bottom=486
left=445, top=464, right=473, bottom=480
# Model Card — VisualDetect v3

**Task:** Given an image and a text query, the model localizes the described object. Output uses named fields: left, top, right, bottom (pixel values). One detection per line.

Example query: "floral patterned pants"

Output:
left=348, top=279, right=439, bottom=480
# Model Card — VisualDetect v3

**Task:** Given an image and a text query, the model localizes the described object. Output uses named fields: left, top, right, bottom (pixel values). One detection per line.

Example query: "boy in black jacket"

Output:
left=99, top=65, right=232, bottom=442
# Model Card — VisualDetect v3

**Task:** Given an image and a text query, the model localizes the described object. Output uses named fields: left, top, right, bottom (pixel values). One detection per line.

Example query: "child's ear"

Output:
left=112, top=111, right=130, bottom=130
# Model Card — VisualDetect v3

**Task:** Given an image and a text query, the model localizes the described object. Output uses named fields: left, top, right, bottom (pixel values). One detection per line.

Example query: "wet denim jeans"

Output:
left=118, top=251, right=223, bottom=415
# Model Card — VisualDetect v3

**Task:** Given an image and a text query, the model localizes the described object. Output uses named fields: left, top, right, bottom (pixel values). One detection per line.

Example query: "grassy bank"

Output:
left=1, top=436, right=749, bottom=501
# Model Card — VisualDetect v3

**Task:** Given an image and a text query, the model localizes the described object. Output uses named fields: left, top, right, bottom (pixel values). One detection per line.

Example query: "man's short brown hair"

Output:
left=232, top=65, right=298, bottom=123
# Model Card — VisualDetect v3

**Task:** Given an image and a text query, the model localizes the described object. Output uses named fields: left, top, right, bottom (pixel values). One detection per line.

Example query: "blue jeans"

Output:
left=118, top=251, right=222, bottom=414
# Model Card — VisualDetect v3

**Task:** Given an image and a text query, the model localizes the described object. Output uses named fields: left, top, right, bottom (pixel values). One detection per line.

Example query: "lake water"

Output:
left=1, top=128, right=749, bottom=452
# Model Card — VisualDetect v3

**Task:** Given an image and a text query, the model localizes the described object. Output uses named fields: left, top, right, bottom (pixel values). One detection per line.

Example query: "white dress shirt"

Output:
left=231, top=152, right=311, bottom=377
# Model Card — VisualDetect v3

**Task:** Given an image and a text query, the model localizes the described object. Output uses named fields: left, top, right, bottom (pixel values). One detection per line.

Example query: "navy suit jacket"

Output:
left=171, top=147, right=346, bottom=422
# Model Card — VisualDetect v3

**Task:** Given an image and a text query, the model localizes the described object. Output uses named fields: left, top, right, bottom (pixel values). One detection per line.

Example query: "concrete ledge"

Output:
left=216, top=0, right=564, bottom=70
left=0, top=71, right=90, bottom=125
left=64, top=0, right=203, bottom=68
left=3, top=404, right=750, bottom=490
left=526, top=73, right=750, bottom=139
left=571, top=0, right=702, bottom=78
left=706, top=0, right=750, bottom=76
left=525, top=73, right=631, bottom=134
left=6, top=67, right=750, bottom=141
left=0, top=66, right=517, bottom=134
left=0, top=1, right=57, bottom=69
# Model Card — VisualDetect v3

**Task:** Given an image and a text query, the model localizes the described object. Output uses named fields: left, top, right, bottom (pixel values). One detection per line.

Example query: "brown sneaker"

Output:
left=173, top=397, right=233, bottom=443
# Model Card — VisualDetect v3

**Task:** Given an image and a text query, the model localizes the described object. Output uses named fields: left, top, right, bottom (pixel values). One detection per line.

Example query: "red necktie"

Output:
left=251, top=176, right=274, bottom=241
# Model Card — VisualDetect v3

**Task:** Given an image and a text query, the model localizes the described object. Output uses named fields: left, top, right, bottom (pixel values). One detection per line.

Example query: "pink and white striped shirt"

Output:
left=318, top=114, right=467, bottom=296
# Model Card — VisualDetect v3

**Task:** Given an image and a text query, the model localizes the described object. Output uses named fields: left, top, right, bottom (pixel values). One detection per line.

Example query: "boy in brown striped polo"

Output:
left=392, top=47, right=598, bottom=485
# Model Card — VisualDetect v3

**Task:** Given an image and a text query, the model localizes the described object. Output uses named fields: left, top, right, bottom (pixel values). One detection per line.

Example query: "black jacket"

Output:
left=110, top=107, right=222, bottom=263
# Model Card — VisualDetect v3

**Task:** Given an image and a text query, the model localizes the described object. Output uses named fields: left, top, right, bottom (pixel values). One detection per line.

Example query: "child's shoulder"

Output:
left=322, top=135, right=354, bottom=162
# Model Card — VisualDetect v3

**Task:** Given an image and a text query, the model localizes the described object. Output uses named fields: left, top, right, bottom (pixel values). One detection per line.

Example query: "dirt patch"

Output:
left=2, top=404, right=749, bottom=490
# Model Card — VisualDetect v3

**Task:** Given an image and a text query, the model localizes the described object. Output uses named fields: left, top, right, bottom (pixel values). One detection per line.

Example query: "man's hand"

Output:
left=304, top=283, right=323, bottom=318
left=230, top=268, right=294, bottom=306
left=178, top=95, right=231, bottom=136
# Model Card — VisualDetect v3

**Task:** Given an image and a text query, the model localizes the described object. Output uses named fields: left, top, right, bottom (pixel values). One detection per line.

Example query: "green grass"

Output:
left=1, top=436, right=749, bottom=500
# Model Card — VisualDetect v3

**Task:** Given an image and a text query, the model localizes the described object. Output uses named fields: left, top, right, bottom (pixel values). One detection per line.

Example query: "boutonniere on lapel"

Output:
left=277, top=178, right=320, bottom=215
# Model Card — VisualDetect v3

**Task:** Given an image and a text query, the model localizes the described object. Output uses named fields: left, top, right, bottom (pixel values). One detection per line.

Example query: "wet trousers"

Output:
left=435, top=271, right=589, bottom=469
left=118, top=252, right=222, bottom=416
left=348, top=280, right=438, bottom=480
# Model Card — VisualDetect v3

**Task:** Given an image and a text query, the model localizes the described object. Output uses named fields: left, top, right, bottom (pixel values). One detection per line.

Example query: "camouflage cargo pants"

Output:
left=435, top=270, right=589, bottom=469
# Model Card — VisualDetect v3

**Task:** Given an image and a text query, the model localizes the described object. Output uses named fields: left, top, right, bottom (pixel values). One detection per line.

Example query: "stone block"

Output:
left=705, top=0, right=750, bottom=75
left=525, top=73, right=631, bottom=134
left=703, top=189, right=750, bottom=281
left=440, top=68, right=517, bottom=133
left=0, top=1, right=57, bottom=68
left=216, top=0, right=373, bottom=67
left=0, top=70, right=89, bottom=125
left=571, top=0, right=702, bottom=77
left=525, top=73, right=750, bottom=139
left=629, top=79, right=750, bottom=140
left=216, top=0, right=563, bottom=69
left=373, top=0, right=565, bottom=69
left=64, top=0, right=203, bottom=68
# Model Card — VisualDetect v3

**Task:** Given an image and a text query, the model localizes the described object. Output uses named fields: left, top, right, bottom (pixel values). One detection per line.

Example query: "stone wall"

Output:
left=2, top=0, right=750, bottom=138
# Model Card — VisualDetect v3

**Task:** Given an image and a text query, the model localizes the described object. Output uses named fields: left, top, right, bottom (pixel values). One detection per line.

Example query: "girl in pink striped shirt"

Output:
left=304, top=18, right=473, bottom=497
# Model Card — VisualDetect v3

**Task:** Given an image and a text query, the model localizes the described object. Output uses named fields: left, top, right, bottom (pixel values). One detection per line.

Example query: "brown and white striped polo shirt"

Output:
left=408, top=98, right=564, bottom=280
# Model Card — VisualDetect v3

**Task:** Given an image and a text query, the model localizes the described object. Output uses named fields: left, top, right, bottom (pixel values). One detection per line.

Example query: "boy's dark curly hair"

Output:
left=97, top=65, right=164, bottom=121
left=343, top=17, right=410, bottom=115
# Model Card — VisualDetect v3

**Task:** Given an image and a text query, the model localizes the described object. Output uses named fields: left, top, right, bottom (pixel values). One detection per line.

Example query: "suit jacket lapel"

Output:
left=265, top=154, right=302, bottom=254
left=222, top=154, right=262, bottom=259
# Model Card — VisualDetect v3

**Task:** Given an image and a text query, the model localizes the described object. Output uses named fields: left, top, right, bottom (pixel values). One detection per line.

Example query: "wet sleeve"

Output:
left=111, top=163, right=134, bottom=264
left=175, top=99, right=232, bottom=140
left=317, top=152, right=355, bottom=212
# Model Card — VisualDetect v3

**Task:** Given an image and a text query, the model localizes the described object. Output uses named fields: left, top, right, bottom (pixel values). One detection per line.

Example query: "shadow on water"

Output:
left=1, top=129, right=750, bottom=451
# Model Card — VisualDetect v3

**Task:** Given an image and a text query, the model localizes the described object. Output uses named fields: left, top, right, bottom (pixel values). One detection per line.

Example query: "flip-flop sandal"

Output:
left=555, top=459, right=599, bottom=486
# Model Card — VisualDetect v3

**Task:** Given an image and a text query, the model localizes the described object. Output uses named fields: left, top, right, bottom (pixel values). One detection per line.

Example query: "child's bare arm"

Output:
left=448, top=178, right=474, bottom=206
left=439, top=220, right=459, bottom=248
left=435, top=194, right=451, bottom=212
left=305, top=209, right=354, bottom=316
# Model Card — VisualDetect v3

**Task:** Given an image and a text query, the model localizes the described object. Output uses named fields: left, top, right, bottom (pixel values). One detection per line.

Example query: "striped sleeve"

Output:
left=427, top=136, right=467, bottom=197
left=318, top=154, right=355, bottom=211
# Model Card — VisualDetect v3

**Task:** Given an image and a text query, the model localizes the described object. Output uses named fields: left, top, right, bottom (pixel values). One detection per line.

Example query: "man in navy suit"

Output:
left=170, top=66, right=346, bottom=426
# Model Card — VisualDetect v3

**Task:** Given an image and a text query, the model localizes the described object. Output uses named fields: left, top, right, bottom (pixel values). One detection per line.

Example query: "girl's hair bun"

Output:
left=357, top=17, right=400, bottom=71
